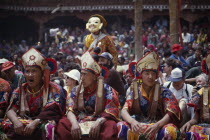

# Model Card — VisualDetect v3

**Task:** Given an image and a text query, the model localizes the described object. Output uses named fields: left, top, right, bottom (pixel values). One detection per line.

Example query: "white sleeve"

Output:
left=126, top=87, right=131, bottom=97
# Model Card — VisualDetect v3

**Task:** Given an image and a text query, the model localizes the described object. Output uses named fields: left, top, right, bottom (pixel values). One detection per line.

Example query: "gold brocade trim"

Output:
left=85, top=34, right=94, bottom=48
left=66, top=107, right=74, bottom=114
left=122, top=107, right=128, bottom=110
left=166, top=108, right=181, bottom=120
left=105, top=110, right=120, bottom=121
left=79, top=121, right=95, bottom=135
left=140, top=85, right=155, bottom=101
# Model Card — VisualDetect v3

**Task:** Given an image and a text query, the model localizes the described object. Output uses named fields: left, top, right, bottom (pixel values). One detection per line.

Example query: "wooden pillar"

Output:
left=169, top=0, right=179, bottom=45
left=134, top=0, right=143, bottom=60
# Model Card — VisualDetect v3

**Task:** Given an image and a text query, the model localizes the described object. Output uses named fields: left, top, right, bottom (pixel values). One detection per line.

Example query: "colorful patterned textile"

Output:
left=117, top=122, right=180, bottom=140
left=2, top=82, right=65, bottom=140
left=85, top=33, right=118, bottom=66
left=67, top=83, right=119, bottom=122
left=185, top=125, right=210, bottom=140
left=57, top=83, right=120, bottom=140
left=0, top=78, right=11, bottom=110
left=57, top=117, right=118, bottom=140
left=184, top=89, right=210, bottom=140
left=118, top=85, right=181, bottom=140
left=123, top=85, right=181, bottom=121
left=10, top=82, right=66, bottom=116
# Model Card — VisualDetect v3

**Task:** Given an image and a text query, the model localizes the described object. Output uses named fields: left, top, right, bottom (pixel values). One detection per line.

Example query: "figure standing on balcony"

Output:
left=84, top=14, right=118, bottom=68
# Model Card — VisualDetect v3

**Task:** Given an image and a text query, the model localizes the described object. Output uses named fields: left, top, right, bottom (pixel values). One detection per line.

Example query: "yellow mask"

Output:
left=86, top=17, right=103, bottom=33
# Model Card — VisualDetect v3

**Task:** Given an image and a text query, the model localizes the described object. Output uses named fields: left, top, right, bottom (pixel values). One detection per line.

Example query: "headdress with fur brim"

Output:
left=90, top=14, right=107, bottom=28
left=129, top=52, right=160, bottom=79
left=81, top=51, right=101, bottom=75
left=21, top=47, right=57, bottom=74
left=201, top=53, right=210, bottom=75
left=21, top=47, right=57, bottom=107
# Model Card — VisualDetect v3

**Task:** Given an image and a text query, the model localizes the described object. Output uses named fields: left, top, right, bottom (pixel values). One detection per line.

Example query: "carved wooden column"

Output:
left=134, top=0, right=143, bottom=60
left=169, top=0, right=179, bottom=45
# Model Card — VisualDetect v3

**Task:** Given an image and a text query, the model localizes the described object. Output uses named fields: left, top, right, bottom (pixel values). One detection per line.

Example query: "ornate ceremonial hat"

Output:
left=129, top=52, right=160, bottom=79
left=201, top=53, right=210, bottom=74
left=81, top=51, right=101, bottom=75
left=22, top=48, right=57, bottom=74
left=90, top=14, right=107, bottom=27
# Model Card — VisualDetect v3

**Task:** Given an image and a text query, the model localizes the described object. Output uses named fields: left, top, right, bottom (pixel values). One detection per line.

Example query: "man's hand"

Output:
left=144, top=123, right=161, bottom=139
left=71, top=122, right=81, bottom=140
left=180, top=121, right=192, bottom=134
left=89, top=119, right=103, bottom=139
left=14, top=121, right=24, bottom=135
left=23, top=119, right=39, bottom=136
left=130, top=119, right=141, bottom=133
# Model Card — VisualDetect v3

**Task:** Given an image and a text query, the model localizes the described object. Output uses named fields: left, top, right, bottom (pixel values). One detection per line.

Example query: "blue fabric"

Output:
left=170, top=54, right=189, bottom=68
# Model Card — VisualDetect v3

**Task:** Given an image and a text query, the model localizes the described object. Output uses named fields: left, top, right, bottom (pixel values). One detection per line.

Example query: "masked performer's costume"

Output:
left=2, top=48, right=66, bottom=140
left=84, top=14, right=118, bottom=68
left=57, top=51, right=120, bottom=140
left=117, top=52, right=181, bottom=140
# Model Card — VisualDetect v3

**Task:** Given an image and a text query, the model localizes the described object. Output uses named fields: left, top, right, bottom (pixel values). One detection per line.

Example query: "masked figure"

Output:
left=84, top=14, right=118, bottom=68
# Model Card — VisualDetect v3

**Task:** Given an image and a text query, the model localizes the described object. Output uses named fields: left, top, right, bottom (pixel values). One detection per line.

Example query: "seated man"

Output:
left=98, top=52, right=125, bottom=106
left=117, top=52, right=181, bottom=140
left=56, top=51, right=120, bottom=140
left=181, top=53, right=210, bottom=139
left=1, top=61, right=25, bottom=91
left=3, top=48, right=65, bottom=140
left=163, top=68, right=194, bottom=126
left=170, top=44, right=189, bottom=70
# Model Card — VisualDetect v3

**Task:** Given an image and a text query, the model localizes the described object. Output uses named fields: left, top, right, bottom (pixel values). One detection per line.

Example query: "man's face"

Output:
left=172, top=79, right=184, bottom=90
left=4, top=67, right=15, bottom=80
left=81, top=70, right=96, bottom=88
left=86, top=17, right=103, bottom=33
left=58, top=68, right=64, bottom=78
left=126, top=73, right=133, bottom=85
left=196, top=78, right=206, bottom=86
left=98, top=57, right=110, bottom=66
left=13, top=54, right=18, bottom=60
left=142, top=70, right=157, bottom=87
left=25, top=66, right=43, bottom=89
left=163, top=63, right=171, bottom=74
left=195, top=50, right=201, bottom=58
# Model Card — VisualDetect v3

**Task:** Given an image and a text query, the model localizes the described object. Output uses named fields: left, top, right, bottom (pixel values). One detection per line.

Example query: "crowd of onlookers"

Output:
left=0, top=18, right=209, bottom=126
left=0, top=18, right=210, bottom=93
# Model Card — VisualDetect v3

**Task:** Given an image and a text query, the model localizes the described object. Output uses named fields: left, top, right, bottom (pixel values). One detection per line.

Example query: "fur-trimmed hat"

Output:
left=129, top=52, right=160, bottom=79
left=22, top=48, right=57, bottom=74
left=81, top=51, right=101, bottom=75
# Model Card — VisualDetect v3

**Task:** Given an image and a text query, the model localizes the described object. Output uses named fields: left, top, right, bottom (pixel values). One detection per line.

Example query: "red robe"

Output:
left=57, top=83, right=120, bottom=140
